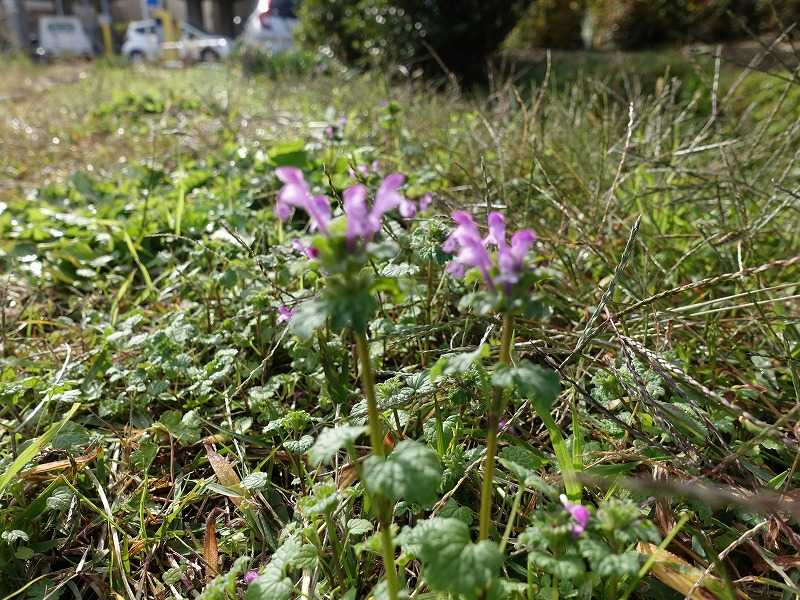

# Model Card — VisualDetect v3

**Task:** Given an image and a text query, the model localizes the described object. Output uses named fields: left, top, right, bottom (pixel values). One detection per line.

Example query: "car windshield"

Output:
left=182, top=24, right=210, bottom=37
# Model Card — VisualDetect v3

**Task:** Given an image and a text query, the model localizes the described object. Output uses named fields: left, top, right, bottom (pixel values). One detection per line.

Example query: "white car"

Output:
left=241, top=0, right=299, bottom=51
left=121, top=20, right=231, bottom=62
left=35, top=16, right=93, bottom=59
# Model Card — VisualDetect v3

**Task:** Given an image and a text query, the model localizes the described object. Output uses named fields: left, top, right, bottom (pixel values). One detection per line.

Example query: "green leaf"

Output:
left=0, top=403, right=81, bottom=498
left=157, top=409, right=201, bottom=445
left=246, top=536, right=302, bottom=600
left=289, top=298, right=328, bottom=340
left=299, top=483, right=340, bottom=516
left=51, top=421, right=90, bottom=449
left=246, top=567, right=293, bottom=600
left=431, top=345, right=489, bottom=381
left=402, top=518, right=502, bottom=599
left=163, top=562, right=188, bottom=585
left=241, top=472, right=271, bottom=491
left=363, top=440, right=442, bottom=506
left=130, top=436, right=158, bottom=471
left=308, top=425, right=365, bottom=465
left=268, top=139, right=307, bottom=167
left=284, top=434, right=314, bottom=454
left=45, top=486, right=74, bottom=512
left=347, top=518, right=374, bottom=536
left=2, top=530, right=29, bottom=544
left=492, top=361, right=560, bottom=415
left=596, top=551, right=641, bottom=577
left=198, top=556, right=250, bottom=600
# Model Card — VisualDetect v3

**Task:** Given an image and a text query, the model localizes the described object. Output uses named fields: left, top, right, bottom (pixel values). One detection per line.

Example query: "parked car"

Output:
left=241, top=0, right=299, bottom=51
left=121, top=19, right=231, bottom=62
left=35, top=15, right=93, bottom=59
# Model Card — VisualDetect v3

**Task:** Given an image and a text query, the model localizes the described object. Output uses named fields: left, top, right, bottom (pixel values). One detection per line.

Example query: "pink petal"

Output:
left=419, top=193, right=432, bottom=211
left=399, top=199, right=417, bottom=219
left=275, top=167, right=305, bottom=186
left=244, top=570, right=259, bottom=584
left=343, top=184, right=371, bottom=243
left=486, top=212, right=507, bottom=249
left=277, top=306, right=295, bottom=324
left=510, top=230, right=536, bottom=261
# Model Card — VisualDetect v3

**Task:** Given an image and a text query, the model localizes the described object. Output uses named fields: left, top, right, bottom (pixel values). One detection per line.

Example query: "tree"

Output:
left=298, top=0, right=536, bottom=83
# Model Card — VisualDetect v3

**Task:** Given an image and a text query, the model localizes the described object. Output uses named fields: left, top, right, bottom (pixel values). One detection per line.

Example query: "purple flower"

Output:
left=498, top=416, right=516, bottom=435
left=244, top=570, right=259, bottom=585
left=275, top=168, right=331, bottom=234
left=342, top=173, right=410, bottom=244
left=560, top=494, right=590, bottom=538
left=418, top=193, right=433, bottom=211
left=442, top=211, right=536, bottom=293
left=442, top=211, right=494, bottom=288
left=291, top=238, right=319, bottom=259
left=277, top=306, right=295, bottom=324
left=325, top=126, right=334, bottom=140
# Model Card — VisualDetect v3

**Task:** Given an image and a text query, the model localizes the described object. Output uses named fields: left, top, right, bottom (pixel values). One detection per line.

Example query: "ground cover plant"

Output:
left=1, top=45, right=800, bottom=600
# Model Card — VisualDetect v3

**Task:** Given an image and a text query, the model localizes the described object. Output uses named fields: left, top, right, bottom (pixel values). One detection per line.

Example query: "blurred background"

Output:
left=2, top=1, right=800, bottom=81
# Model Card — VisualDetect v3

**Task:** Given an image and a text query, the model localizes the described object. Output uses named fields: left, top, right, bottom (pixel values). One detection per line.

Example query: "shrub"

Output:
left=505, top=0, right=587, bottom=50
left=298, top=0, right=535, bottom=83
left=583, top=0, right=783, bottom=49
left=235, top=45, right=342, bottom=78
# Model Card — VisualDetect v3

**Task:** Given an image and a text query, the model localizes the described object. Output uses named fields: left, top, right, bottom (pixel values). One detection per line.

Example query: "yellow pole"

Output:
left=100, top=19, right=113, bottom=56
left=152, top=9, right=177, bottom=61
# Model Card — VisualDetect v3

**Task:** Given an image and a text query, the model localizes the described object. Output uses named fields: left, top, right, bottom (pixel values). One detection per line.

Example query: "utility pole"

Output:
left=10, top=0, right=29, bottom=50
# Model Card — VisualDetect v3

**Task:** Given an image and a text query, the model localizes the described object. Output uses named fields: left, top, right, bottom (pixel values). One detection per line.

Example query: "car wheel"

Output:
left=129, top=50, right=145, bottom=64
left=200, top=48, right=220, bottom=62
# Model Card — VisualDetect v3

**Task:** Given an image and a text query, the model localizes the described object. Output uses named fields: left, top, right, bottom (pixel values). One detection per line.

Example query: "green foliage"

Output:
left=237, top=46, right=342, bottom=78
left=517, top=498, right=660, bottom=598
left=298, top=0, right=534, bottom=81
left=400, top=517, right=503, bottom=598
left=584, top=0, right=775, bottom=49
left=3, top=53, right=800, bottom=600
left=308, top=425, right=366, bottom=465
left=198, top=556, right=251, bottom=600
left=363, top=440, right=442, bottom=506
left=506, top=0, right=587, bottom=49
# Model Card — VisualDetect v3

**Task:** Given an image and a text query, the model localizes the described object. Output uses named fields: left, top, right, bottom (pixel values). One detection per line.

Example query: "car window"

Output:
left=48, top=22, right=76, bottom=33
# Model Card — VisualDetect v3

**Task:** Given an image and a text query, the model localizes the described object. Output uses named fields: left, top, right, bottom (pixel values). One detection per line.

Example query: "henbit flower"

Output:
left=442, top=211, right=494, bottom=288
left=342, top=173, right=412, bottom=244
left=277, top=306, right=295, bottom=324
left=275, top=167, right=332, bottom=234
left=443, top=211, right=536, bottom=293
left=484, top=212, right=536, bottom=287
left=291, top=238, right=319, bottom=259
left=418, top=193, right=433, bottom=212
left=560, top=494, right=591, bottom=538
left=244, top=570, right=259, bottom=585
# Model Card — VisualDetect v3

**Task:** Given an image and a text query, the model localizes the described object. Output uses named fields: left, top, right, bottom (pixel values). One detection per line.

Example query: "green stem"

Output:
left=355, top=333, right=400, bottom=600
left=479, top=312, right=514, bottom=541
left=324, top=512, right=349, bottom=584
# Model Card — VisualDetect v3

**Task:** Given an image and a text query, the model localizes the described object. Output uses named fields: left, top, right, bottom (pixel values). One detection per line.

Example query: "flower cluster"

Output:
left=442, top=211, right=536, bottom=293
left=274, top=167, right=428, bottom=247
left=273, top=167, right=430, bottom=327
